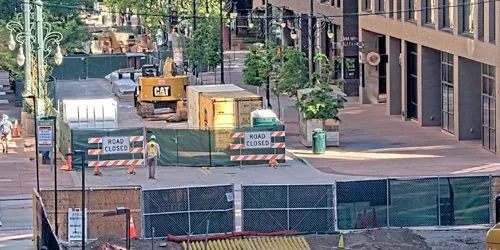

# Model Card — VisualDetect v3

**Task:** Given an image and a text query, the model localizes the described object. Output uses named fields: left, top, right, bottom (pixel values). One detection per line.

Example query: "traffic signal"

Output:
left=171, top=11, right=178, bottom=26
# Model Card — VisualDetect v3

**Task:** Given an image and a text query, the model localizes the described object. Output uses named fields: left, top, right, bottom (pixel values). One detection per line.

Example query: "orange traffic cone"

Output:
left=61, top=144, right=73, bottom=171
left=129, top=216, right=137, bottom=239
left=93, top=166, right=103, bottom=176
left=11, top=120, right=20, bottom=138
left=268, top=159, right=278, bottom=169
left=127, top=165, right=136, bottom=175
left=361, top=209, right=368, bottom=229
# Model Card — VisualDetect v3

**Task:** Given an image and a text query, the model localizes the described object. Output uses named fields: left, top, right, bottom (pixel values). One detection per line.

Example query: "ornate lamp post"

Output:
left=6, top=0, right=63, bottom=195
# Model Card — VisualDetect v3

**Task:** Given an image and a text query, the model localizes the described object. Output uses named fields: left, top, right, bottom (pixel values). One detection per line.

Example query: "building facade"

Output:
left=259, top=0, right=360, bottom=95
left=358, top=0, right=500, bottom=153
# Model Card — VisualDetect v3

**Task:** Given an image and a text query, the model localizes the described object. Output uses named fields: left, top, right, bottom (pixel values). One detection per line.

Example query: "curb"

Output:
left=285, top=149, right=314, bottom=168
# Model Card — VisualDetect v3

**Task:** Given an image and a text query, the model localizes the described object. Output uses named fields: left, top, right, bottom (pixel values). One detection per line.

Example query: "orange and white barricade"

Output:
left=87, top=135, right=144, bottom=176
left=229, top=131, right=286, bottom=166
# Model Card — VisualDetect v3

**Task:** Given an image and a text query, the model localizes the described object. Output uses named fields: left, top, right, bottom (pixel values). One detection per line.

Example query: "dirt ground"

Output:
left=60, top=228, right=488, bottom=250
left=306, top=228, right=487, bottom=250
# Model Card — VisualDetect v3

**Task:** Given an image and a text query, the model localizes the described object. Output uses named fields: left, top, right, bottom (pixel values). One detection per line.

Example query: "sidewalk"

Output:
left=206, top=50, right=500, bottom=178
left=285, top=102, right=500, bottom=177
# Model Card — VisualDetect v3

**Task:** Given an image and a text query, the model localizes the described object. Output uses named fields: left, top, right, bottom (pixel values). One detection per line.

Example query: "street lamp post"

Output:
left=6, top=0, right=63, bottom=207
left=219, top=0, right=224, bottom=84
left=264, top=0, right=271, bottom=109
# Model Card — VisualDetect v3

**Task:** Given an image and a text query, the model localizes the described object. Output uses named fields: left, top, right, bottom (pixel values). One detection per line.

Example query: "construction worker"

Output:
left=0, top=114, right=13, bottom=154
left=145, top=135, right=160, bottom=179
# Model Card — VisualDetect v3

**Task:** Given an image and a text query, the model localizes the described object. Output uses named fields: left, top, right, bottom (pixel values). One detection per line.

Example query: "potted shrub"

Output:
left=297, top=53, right=347, bottom=147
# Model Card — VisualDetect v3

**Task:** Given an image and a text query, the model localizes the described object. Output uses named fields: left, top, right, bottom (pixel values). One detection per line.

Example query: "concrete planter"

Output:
left=299, top=117, right=340, bottom=147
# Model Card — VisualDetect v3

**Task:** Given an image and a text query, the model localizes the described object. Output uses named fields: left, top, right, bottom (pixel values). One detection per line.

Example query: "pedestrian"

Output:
left=0, top=114, right=13, bottom=154
left=145, top=135, right=160, bottom=179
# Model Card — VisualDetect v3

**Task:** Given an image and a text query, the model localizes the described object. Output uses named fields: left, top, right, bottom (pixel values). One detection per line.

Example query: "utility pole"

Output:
left=193, top=0, right=196, bottom=31
left=23, top=0, right=31, bottom=95
left=219, top=0, right=224, bottom=84
left=308, top=0, right=314, bottom=83
left=264, top=0, right=271, bottom=109
left=167, top=0, right=173, bottom=51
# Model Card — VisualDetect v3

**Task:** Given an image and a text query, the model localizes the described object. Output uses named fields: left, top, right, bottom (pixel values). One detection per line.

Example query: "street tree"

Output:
left=184, top=18, right=221, bottom=77
left=274, top=46, right=308, bottom=98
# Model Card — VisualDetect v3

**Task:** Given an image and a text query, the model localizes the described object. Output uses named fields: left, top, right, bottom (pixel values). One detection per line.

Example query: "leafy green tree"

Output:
left=184, top=18, right=220, bottom=73
left=296, top=53, right=346, bottom=121
left=274, top=47, right=308, bottom=98
left=243, top=44, right=268, bottom=86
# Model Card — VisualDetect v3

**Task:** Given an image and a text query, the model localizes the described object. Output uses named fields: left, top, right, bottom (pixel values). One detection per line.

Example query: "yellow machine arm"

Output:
left=163, top=58, right=175, bottom=77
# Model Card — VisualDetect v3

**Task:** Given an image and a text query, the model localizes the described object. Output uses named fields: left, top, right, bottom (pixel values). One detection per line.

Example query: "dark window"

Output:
left=336, top=0, right=341, bottom=8
left=389, top=0, right=394, bottom=17
left=362, top=0, right=372, bottom=10
left=460, top=0, right=473, bottom=34
left=422, top=0, right=433, bottom=24
left=440, top=0, right=452, bottom=29
left=406, top=42, right=418, bottom=119
left=490, top=0, right=496, bottom=43
left=397, top=0, right=402, bottom=19
left=376, top=0, right=384, bottom=13
left=406, top=0, right=415, bottom=20
left=482, top=64, right=496, bottom=152
left=441, top=52, right=454, bottom=133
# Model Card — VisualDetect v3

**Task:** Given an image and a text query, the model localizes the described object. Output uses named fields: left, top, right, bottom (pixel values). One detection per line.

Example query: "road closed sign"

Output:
left=102, top=136, right=130, bottom=154
left=244, top=132, right=271, bottom=149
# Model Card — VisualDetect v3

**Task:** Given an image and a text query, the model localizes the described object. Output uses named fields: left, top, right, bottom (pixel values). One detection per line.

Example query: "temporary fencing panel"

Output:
left=70, top=128, right=143, bottom=166
left=52, top=52, right=172, bottom=80
left=336, top=179, right=388, bottom=230
left=229, top=131, right=286, bottom=163
left=336, top=176, right=491, bottom=230
left=87, top=135, right=144, bottom=168
left=145, top=125, right=285, bottom=167
left=142, top=185, right=235, bottom=238
left=242, top=184, right=335, bottom=233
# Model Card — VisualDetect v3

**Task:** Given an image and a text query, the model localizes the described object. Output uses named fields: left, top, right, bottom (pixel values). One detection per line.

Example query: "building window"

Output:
left=441, top=52, right=454, bottom=133
left=389, top=0, right=394, bottom=17
left=490, top=0, right=496, bottom=43
left=440, top=0, right=452, bottom=29
left=376, top=0, right=384, bottom=13
left=336, top=0, right=341, bottom=8
left=460, top=0, right=474, bottom=34
left=397, top=0, right=402, bottom=19
left=407, top=42, right=418, bottom=119
left=482, top=64, right=496, bottom=152
left=406, top=0, right=415, bottom=20
left=422, top=0, right=433, bottom=24
left=362, top=0, right=372, bottom=10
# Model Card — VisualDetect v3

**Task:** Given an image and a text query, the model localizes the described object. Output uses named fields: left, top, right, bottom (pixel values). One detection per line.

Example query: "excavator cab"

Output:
left=134, top=57, right=189, bottom=119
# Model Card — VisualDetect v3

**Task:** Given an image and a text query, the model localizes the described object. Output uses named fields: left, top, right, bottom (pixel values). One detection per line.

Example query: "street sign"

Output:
left=67, top=208, right=87, bottom=242
left=244, top=132, right=271, bottom=149
left=37, top=121, right=53, bottom=151
left=173, top=48, right=183, bottom=65
left=102, top=136, right=130, bottom=155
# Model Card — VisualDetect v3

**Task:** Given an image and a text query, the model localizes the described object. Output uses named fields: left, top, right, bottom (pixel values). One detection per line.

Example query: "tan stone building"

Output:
left=358, top=0, right=500, bottom=153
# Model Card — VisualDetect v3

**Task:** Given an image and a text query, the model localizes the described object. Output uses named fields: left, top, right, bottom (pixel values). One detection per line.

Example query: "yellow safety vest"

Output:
left=147, top=141, right=158, bottom=156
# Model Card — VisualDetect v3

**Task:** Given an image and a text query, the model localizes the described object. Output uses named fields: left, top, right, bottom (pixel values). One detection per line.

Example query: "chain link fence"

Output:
left=242, top=184, right=335, bottom=233
left=33, top=190, right=62, bottom=250
left=336, top=176, right=491, bottom=229
left=52, top=52, right=172, bottom=80
left=142, top=185, right=235, bottom=239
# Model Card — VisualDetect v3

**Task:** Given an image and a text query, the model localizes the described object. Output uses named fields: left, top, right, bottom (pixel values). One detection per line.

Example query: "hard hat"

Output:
left=150, top=135, right=156, bottom=140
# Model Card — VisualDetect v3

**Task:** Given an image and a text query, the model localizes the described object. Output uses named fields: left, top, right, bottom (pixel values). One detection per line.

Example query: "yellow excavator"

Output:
left=134, top=58, right=189, bottom=120
left=487, top=196, right=500, bottom=249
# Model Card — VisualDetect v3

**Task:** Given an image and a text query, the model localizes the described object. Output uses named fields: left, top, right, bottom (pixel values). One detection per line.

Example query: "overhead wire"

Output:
left=39, top=0, right=499, bottom=21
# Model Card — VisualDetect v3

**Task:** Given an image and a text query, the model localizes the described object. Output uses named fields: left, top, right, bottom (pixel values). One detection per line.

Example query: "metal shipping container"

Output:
left=186, top=84, right=244, bottom=128
left=198, top=91, right=263, bottom=129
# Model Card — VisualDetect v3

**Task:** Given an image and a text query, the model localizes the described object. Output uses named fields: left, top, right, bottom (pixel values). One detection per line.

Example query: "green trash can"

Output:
left=312, top=128, right=326, bottom=154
